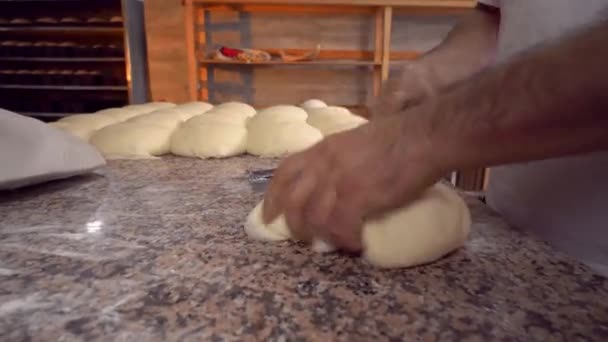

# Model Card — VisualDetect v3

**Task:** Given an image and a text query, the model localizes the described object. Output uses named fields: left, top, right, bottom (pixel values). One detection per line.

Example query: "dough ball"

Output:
left=175, top=101, right=214, bottom=117
left=245, top=200, right=292, bottom=241
left=127, top=109, right=187, bottom=130
left=170, top=122, right=247, bottom=159
left=250, top=105, right=308, bottom=126
left=54, top=114, right=120, bottom=140
left=213, top=101, right=256, bottom=117
left=188, top=109, right=251, bottom=126
left=246, top=121, right=322, bottom=157
left=300, top=99, right=327, bottom=110
left=58, top=113, right=118, bottom=127
left=244, top=182, right=471, bottom=269
left=245, top=200, right=335, bottom=251
left=90, top=122, right=174, bottom=159
left=96, top=108, right=145, bottom=121
left=48, top=121, right=95, bottom=141
left=306, top=107, right=367, bottom=136
left=137, top=102, right=176, bottom=111
left=362, top=183, right=471, bottom=268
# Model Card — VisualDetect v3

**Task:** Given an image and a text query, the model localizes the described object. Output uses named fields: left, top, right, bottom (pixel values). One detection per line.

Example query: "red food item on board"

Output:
left=219, top=46, right=244, bottom=58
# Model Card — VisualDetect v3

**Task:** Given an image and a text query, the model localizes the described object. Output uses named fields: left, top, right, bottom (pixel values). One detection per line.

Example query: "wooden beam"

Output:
left=184, top=0, right=198, bottom=101
left=197, top=3, right=472, bottom=15
left=381, top=6, right=392, bottom=81
left=191, top=0, right=476, bottom=8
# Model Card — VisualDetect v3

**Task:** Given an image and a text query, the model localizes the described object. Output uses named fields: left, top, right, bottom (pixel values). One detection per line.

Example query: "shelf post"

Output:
left=372, top=6, right=384, bottom=97
left=381, top=6, right=393, bottom=81
left=184, top=0, right=198, bottom=101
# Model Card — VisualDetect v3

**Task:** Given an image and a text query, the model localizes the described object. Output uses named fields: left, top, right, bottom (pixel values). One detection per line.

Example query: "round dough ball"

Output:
left=138, top=102, right=176, bottom=111
left=250, top=105, right=307, bottom=126
left=175, top=101, right=214, bottom=117
left=362, top=183, right=471, bottom=268
left=90, top=122, right=174, bottom=159
left=56, top=114, right=120, bottom=140
left=306, top=107, right=367, bottom=136
left=213, top=101, right=256, bottom=117
left=171, top=122, right=247, bottom=159
left=128, top=109, right=186, bottom=130
left=58, top=113, right=118, bottom=128
left=300, top=99, right=327, bottom=110
left=245, top=200, right=335, bottom=252
left=96, top=108, right=146, bottom=121
left=244, top=182, right=471, bottom=269
left=186, top=110, right=251, bottom=126
left=246, top=121, right=322, bottom=157
left=48, top=121, right=95, bottom=141
left=245, top=200, right=292, bottom=241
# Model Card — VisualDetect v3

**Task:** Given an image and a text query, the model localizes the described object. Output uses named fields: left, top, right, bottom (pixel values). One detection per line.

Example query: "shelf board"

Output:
left=0, top=26, right=123, bottom=33
left=199, top=59, right=379, bottom=66
left=0, top=84, right=128, bottom=91
left=0, top=57, right=125, bottom=62
left=190, top=0, right=476, bottom=7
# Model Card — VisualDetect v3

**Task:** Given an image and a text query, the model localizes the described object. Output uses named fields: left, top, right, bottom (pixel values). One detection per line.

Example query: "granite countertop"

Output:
left=1, top=156, right=607, bottom=341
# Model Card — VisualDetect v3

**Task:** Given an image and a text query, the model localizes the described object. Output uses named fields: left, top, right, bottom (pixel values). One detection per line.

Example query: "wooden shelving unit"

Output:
left=0, top=85, right=129, bottom=91
left=0, top=0, right=136, bottom=121
left=0, top=57, right=125, bottom=62
left=183, top=0, right=475, bottom=104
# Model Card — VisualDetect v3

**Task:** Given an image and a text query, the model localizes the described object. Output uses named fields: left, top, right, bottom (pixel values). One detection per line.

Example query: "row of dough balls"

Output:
left=49, top=99, right=368, bottom=159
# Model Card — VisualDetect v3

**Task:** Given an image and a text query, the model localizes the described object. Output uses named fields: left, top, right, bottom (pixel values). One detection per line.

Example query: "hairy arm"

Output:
left=410, top=18, right=608, bottom=173
left=415, top=3, right=500, bottom=91
left=372, top=4, right=500, bottom=115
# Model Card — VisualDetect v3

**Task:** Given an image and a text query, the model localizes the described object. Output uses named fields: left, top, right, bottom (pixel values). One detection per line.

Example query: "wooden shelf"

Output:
left=0, top=84, right=128, bottom=91
left=0, top=26, right=123, bottom=33
left=189, top=0, right=475, bottom=8
left=200, top=59, right=378, bottom=66
left=0, top=57, right=125, bottom=62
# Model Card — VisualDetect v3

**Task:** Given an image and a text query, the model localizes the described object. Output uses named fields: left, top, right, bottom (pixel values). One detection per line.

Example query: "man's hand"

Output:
left=262, top=114, right=445, bottom=251
left=369, top=63, right=436, bottom=119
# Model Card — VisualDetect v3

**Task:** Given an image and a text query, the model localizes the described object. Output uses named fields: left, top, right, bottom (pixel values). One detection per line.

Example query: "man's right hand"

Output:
left=369, top=62, right=436, bottom=119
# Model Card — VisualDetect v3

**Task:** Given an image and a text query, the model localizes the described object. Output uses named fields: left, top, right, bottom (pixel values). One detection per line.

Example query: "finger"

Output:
left=305, top=184, right=337, bottom=228
left=283, top=170, right=319, bottom=241
left=262, top=154, right=307, bottom=224
left=324, top=203, right=364, bottom=252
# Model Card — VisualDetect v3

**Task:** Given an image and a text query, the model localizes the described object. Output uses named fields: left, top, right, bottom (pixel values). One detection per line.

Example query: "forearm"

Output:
left=416, top=19, right=608, bottom=171
left=409, top=4, right=500, bottom=91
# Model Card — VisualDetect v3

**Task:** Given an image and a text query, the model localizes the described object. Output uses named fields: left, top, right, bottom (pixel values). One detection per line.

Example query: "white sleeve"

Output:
left=478, top=0, right=500, bottom=7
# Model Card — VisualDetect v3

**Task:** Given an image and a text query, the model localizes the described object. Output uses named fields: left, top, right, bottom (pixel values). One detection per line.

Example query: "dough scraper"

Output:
left=247, top=168, right=275, bottom=193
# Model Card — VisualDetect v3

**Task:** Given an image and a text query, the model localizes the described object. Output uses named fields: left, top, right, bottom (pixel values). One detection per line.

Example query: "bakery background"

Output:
left=0, top=0, right=483, bottom=191
left=0, top=0, right=148, bottom=115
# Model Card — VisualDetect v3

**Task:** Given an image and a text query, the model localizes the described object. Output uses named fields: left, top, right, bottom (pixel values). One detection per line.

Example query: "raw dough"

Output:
left=175, top=101, right=214, bottom=117
left=96, top=108, right=147, bottom=121
left=127, top=102, right=176, bottom=112
left=128, top=109, right=187, bottom=130
left=53, top=114, right=121, bottom=140
left=306, top=106, right=367, bottom=136
left=48, top=121, right=95, bottom=141
left=246, top=121, right=322, bottom=157
left=189, top=108, right=252, bottom=126
left=171, top=122, right=247, bottom=159
left=212, top=101, right=256, bottom=117
left=300, top=99, right=328, bottom=110
left=90, top=122, right=174, bottom=159
left=249, top=105, right=308, bottom=126
left=244, top=182, right=471, bottom=269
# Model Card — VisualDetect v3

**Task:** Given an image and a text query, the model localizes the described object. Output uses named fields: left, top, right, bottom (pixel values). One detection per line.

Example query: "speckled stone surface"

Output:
left=1, top=156, right=607, bottom=341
